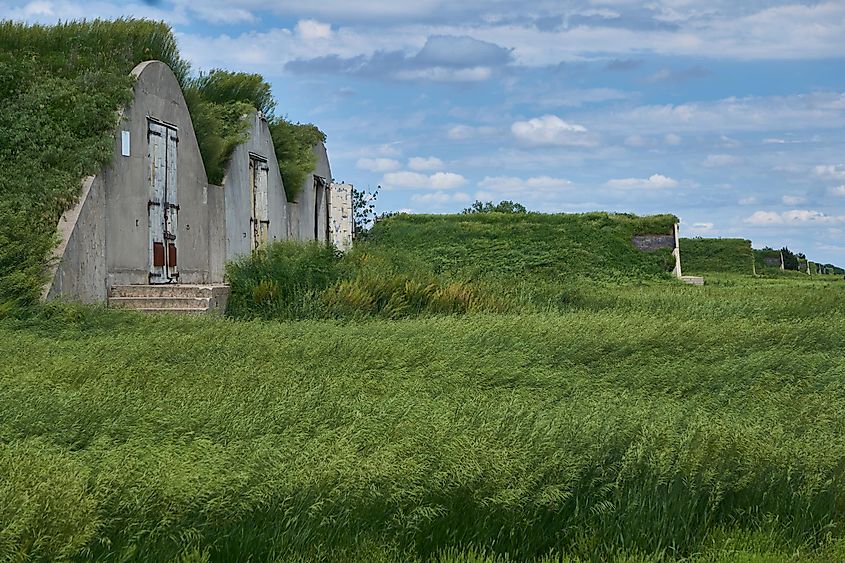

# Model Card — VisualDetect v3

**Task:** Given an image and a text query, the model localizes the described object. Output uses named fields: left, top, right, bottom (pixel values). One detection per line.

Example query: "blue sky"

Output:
left=5, top=0, right=845, bottom=264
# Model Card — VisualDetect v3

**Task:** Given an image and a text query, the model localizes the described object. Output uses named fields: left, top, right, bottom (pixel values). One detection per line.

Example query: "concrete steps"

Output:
left=108, top=284, right=229, bottom=314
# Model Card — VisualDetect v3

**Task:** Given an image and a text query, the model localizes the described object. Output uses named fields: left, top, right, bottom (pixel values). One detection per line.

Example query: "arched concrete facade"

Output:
left=222, top=111, right=288, bottom=260
left=288, top=142, right=332, bottom=242
left=44, top=61, right=225, bottom=302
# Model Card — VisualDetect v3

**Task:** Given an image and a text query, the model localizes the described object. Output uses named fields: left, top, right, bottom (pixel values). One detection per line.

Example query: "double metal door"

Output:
left=148, top=120, right=179, bottom=283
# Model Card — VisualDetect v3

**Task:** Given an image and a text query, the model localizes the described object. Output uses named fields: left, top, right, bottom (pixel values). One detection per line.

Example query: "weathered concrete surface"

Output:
left=291, top=142, right=332, bottom=242
left=42, top=175, right=107, bottom=303
left=109, top=284, right=229, bottom=314
left=222, top=111, right=288, bottom=260
left=632, top=223, right=683, bottom=278
left=329, top=182, right=354, bottom=251
left=681, top=275, right=705, bottom=286
left=207, top=184, right=227, bottom=281
left=106, top=60, right=213, bottom=286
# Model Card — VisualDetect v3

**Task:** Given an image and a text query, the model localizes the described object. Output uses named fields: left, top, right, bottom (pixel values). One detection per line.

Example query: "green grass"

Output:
left=1, top=274, right=844, bottom=561
left=364, top=212, right=679, bottom=282
left=680, top=238, right=754, bottom=275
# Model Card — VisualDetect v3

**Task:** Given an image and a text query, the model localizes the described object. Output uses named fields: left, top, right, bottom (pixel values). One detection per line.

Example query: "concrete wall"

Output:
left=106, top=60, right=213, bottom=286
left=292, top=142, right=332, bottom=242
left=43, top=175, right=107, bottom=303
left=631, top=223, right=682, bottom=278
left=44, top=60, right=223, bottom=302
left=207, top=184, right=227, bottom=281
left=222, top=111, right=288, bottom=260
left=329, top=182, right=354, bottom=252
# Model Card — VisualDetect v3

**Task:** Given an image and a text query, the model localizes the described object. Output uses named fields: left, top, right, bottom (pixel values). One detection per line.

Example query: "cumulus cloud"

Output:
left=690, top=222, right=714, bottom=231
left=738, top=196, right=758, bottom=205
left=356, top=157, right=401, bottom=172
left=285, top=34, right=512, bottom=82
left=382, top=170, right=467, bottom=190
left=605, top=174, right=679, bottom=189
left=408, top=156, right=444, bottom=171
left=745, top=209, right=845, bottom=226
left=830, top=186, right=845, bottom=197
left=814, top=164, right=845, bottom=181
left=295, top=19, right=332, bottom=40
left=511, top=115, right=598, bottom=147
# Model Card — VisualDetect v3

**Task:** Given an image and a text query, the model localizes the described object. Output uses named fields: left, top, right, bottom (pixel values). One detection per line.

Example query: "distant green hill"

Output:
left=679, top=238, right=754, bottom=275
left=365, top=212, right=679, bottom=281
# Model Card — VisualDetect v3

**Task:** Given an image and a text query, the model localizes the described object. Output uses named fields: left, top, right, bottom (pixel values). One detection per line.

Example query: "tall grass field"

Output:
left=2, top=265, right=844, bottom=561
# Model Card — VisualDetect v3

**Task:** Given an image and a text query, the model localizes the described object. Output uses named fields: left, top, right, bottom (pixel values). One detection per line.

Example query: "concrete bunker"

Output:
left=631, top=224, right=703, bottom=285
left=222, top=110, right=288, bottom=260
left=44, top=60, right=225, bottom=304
left=288, top=142, right=332, bottom=243
left=328, top=182, right=354, bottom=252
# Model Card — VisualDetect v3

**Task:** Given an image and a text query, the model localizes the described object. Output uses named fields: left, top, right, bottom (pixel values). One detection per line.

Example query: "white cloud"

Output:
left=395, top=66, right=492, bottom=82
left=356, top=157, right=401, bottom=172
left=511, top=115, right=598, bottom=147
left=411, top=191, right=471, bottom=204
left=830, top=186, right=845, bottom=197
left=738, top=196, right=758, bottom=205
left=814, top=164, right=845, bottom=181
left=597, top=92, right=845, bottom=135
left=408, top=156, right=444, bottom=171
left=382, top=170, right=467, bottom=190
left=745, top=209, right=845, bottom=226
left=605, top=174, right=679, bottom=189
left=295, top=19, right=333, bottom=40
left=704, top=154, right=742, bottom=167
left=782, top=195, right=806, bottom=205
left=690, top=222, right=714, bottom=230
left=664, top=133, right=682, bottom=145
left=625, top=134, right=648, bottom=147
left=447, top=124, right=498, bottom=140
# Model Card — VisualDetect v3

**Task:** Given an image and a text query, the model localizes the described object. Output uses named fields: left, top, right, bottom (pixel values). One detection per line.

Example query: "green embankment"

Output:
left=365, top=212, right=679, bottom=280
left=679, top=237, right=754, bottom=275
left=1, top=277, right=844, bottom=561
left=0, top=20, right=323, bottom=309
left=225, top=212, right=681, bottom=320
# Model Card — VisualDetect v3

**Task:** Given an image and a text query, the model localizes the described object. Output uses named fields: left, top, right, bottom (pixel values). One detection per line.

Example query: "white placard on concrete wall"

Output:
left=121, top=131, right=130, bottom=157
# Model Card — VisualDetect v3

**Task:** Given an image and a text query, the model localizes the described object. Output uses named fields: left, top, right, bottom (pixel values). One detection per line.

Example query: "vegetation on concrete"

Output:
left=679, top=237, right=754, bottom=275
left=0, top=19, right=184, bottom=309
left=2, top=273, right=844, bottom=561
left=0, top=19, right=325, bottom=308
left=268, top=119, right=327, bottom=202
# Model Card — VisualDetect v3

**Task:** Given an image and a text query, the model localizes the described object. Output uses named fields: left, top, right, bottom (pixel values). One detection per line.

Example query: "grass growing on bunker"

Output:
left=1, top=278, right=845, bottom=561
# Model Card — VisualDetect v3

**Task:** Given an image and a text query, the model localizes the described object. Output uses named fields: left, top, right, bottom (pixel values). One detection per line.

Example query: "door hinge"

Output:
left=165, top=203, right=180, bottom=211
left=148, top=200, right=161, bottom=208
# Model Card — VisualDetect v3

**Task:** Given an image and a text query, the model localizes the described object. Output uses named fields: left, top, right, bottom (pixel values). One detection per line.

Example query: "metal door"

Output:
left=250, top=154, right=270, bottom=250
left=148, top=120, right=179, bottom=283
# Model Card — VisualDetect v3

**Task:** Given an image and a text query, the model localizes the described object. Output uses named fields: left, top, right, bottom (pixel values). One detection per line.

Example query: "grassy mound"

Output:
left=365, top=212, right=679, bottom=281
left=679, top=237, right=754, bottom=275
left=1, top=277, right=844, bottom=561
left=225, top=213, right=680, bottom=319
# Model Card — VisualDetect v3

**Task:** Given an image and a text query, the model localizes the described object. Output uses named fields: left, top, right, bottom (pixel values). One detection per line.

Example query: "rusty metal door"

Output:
left=148, top=119, right=179, bottom=283
left=250, top=154, right=270, bottom=250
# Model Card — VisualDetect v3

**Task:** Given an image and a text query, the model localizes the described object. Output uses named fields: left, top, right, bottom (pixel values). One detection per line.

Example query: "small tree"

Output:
left=352, top=185, right=379, bottom=239
left=780, top=247, right=800, bottom=271
left=461, top=200, right=527, bottom=214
